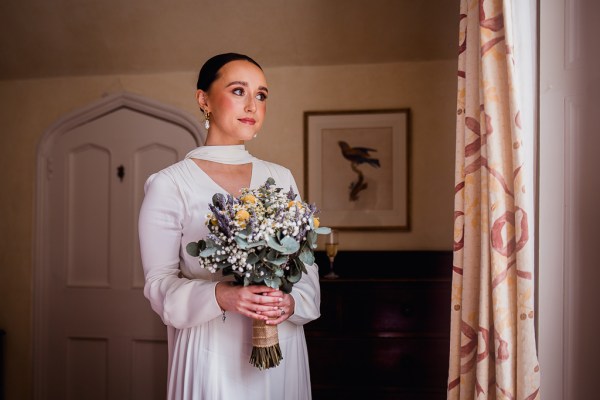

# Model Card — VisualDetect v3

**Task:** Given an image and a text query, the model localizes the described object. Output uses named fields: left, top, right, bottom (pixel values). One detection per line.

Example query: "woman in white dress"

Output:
left=138, top=53, right=321, bottom=400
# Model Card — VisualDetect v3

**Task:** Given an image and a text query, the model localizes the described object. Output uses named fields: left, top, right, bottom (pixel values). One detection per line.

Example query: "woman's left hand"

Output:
left=258, top=290, right=295, bottom=325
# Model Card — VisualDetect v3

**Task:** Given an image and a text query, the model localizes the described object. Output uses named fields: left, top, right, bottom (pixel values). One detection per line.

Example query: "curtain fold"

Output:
left=447, top=0, right=540, bottom=399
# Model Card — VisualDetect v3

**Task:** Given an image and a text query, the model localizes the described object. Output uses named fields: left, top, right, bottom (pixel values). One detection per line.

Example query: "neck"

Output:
left=204, top=138, right=244, bottom=146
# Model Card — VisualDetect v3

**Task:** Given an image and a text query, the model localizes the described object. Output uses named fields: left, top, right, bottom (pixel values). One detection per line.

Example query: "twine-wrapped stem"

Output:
left=250, top=319, right=282, bottom=369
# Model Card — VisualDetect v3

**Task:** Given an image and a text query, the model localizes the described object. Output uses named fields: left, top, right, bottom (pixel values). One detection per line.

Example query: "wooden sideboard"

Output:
left=304, top=251, right=452, bottom=400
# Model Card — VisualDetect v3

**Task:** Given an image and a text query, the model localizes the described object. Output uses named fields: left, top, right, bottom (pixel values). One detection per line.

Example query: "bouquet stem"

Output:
left=250, top=319, right=282, bottom=370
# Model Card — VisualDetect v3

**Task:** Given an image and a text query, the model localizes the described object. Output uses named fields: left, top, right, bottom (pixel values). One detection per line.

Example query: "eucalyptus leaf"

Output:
left=298, top=248, right=315, bottom=266
left=242, top=224, right=253, bottom=236
left=256, top=247, right=268, bottom=259
left=199, top=247, right=217, bottom=257
left=299, top=261, right=308, bottom=274
left=288, top=271, right=301, bottom=284
left=293, top=257, right=307, bottom=275
left=266, top=249, right=279, bottom=261
left=234, top=236, right=249, bottom=249
left=267, top=258, right=288, bottom=266
left=266, top=235, right=286, bottom=252
left=313, top=227, right=331, bottom=235
left=280, top=278, right=292, bottom=294
left=307, top=230, right=318, bottom=247
left=274, top=268, right=284, bottom=277
left=279, top=236, right=300, bottom=255
left=186, top=242, right=200, bottom=257
left=246, top=252, right=260, bottom=265
left=264, top=277, right=281, bottom=289
left=246, top=240, right=266, bottom=249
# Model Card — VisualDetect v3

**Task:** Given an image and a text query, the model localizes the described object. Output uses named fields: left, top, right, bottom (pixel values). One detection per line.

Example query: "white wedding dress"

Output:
left=138, top=146, right=320, bottom=400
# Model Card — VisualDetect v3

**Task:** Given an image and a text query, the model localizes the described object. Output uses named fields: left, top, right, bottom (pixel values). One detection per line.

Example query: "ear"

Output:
left=195, top=89, right=209, bottom=112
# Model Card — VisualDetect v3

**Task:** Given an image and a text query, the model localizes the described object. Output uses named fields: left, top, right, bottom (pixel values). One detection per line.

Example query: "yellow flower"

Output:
left=241, top=194, right=257, bottom=204
left=210, top=218, right=218, bottom=226
left=235, top=209, right=250, bottom=222
left=288, top=200, right=303, bottom=210
left=313, top=217, right=320, bottom=228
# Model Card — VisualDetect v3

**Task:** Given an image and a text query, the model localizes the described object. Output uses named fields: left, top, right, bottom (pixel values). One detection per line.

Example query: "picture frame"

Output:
left=303, top=109, right=410, bottom=231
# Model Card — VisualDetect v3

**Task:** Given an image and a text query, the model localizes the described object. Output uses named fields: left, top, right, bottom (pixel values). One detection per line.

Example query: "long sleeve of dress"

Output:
left=138, top=172, right=222, bottom=329
left=287, top=262, right=321, bottom=325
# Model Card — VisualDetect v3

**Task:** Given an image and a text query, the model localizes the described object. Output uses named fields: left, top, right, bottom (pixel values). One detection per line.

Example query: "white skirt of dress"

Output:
left=166, top=313, right=312, bottom=400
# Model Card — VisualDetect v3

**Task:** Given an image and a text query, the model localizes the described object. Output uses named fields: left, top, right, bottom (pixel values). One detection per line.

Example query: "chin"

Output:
left=240, top=128, right=260, bottom=141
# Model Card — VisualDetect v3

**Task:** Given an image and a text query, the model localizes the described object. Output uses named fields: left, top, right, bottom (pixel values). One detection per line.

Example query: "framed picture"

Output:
left=304, top=109, right=410, bottom=231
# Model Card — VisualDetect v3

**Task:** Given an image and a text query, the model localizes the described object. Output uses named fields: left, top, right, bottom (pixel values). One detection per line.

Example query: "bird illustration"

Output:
left=338, top=141, right=380, bottom=168
left=337, top=141, right=381, bottom=201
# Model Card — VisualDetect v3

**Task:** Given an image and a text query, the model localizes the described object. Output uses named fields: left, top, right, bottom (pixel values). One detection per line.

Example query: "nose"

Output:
left=245, top=96, right=256, bottom=113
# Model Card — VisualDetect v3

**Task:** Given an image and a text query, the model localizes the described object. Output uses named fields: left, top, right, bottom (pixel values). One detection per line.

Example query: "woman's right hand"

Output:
left=215, top=282, right=283, bottom=321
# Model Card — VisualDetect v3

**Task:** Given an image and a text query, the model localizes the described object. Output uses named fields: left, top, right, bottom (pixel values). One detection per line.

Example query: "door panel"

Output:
left=67, top=144, right=111, bottom=287
left=42, top=106, right=198, bottom=399
left=131, top=340, right=169, bottom=400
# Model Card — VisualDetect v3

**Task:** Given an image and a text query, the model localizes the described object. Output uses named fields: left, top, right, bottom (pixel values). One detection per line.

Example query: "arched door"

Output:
left=34, top=93, right=204, bottom=399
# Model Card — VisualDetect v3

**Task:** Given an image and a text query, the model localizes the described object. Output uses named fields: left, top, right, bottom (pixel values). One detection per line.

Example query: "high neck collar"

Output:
left=184, top=145, right=255, bottom=165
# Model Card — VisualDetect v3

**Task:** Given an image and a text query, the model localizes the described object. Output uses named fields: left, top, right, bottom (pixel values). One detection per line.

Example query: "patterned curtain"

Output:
left=447, top=0, right=540, bottom=399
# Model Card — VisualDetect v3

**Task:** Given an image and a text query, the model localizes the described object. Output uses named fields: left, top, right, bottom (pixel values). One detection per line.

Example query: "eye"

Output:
left=256, top=92, right=268, bottom=101
left=232, top=88, right=245, bottom=96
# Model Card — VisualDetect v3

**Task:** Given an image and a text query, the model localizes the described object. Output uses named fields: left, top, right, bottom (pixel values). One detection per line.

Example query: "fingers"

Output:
left=260, top=290, right=284, bottom=299
left=265, top=307, right=288, bottom=325
left=217, top=284, right=294, bottom=323
left=265, top=294, right=295, bottom=325
left=237, top=287, right=282, bottom=321
left=242, top=286, right=282, bottom=306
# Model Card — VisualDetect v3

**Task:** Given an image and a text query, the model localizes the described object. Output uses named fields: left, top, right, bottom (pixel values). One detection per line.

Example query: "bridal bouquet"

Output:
left=186, top=177, right=330, bottom=369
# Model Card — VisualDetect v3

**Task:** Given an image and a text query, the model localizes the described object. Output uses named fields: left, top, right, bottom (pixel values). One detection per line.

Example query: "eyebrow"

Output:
left=226, top=81, right=269, bottom=93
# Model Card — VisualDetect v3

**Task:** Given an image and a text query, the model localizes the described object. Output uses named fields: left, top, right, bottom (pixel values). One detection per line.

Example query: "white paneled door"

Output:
left=36, top=96, right=201, bottom=399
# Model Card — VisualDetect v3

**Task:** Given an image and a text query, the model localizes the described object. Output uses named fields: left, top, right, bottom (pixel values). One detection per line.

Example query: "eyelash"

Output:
left=232, top=88, right=268, bottom=101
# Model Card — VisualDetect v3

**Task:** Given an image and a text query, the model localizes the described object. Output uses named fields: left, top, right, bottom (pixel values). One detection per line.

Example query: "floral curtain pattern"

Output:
left=448, top=0, right=540, bottom=399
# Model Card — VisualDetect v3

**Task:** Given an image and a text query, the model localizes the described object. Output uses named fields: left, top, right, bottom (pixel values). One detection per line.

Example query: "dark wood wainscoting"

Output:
left=305, top=251, right=452, bottom=400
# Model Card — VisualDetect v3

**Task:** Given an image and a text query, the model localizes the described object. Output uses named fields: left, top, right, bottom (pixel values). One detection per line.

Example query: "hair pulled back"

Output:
left=196, top=53, right=263, bottom=92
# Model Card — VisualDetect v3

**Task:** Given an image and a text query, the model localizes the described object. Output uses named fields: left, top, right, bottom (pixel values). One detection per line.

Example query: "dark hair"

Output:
left=196, top=53, right=263, bottom=91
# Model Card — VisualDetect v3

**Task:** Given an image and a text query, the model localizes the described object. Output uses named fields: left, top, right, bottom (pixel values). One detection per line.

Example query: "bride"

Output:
left=138, top=53, right=321, bottom=400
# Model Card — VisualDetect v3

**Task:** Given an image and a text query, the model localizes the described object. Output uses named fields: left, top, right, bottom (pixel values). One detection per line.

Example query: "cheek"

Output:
left=258, top=101, right=267, bottom=117
left=214, top=96, right=237, bottom=114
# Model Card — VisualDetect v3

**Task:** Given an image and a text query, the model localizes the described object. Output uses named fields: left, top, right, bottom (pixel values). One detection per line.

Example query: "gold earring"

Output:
left=204, top=111, right=211, bottom=130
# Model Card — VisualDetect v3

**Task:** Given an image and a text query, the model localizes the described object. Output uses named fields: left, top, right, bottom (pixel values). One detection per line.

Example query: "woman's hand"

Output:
left=215, top=282, right=286, bottom=322
left=260, top=290, right=295, bottom=325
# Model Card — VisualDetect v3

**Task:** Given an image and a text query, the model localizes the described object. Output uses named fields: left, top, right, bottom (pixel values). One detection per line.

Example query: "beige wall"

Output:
left=0, top=60, right=456, bottom=399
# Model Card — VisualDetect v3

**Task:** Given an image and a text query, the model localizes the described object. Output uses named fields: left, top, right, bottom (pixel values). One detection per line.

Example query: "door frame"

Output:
left=32, top=92, right=204, bottom=399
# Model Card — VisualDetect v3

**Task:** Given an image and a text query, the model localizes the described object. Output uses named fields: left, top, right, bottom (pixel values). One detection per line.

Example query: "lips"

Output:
left=238, top=118, right=256, bottom=125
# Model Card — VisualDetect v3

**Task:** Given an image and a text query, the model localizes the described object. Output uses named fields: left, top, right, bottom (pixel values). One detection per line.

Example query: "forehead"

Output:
left=216, top=60, right=267, bottom=86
